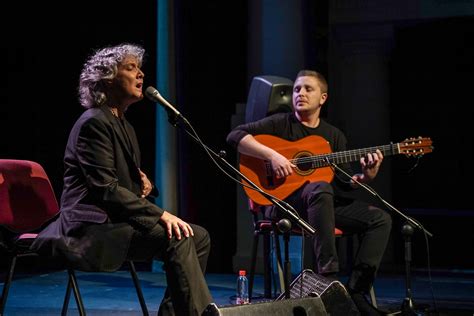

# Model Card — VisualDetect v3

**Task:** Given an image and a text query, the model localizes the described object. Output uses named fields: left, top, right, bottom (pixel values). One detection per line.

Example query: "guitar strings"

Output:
left=288, top=144, right=398, bottom=167
left=288, top=139, right=430, bottom=167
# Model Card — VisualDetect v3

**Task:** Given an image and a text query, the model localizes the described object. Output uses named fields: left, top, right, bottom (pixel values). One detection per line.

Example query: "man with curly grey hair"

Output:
left=31, top=43, right=213, bottom=316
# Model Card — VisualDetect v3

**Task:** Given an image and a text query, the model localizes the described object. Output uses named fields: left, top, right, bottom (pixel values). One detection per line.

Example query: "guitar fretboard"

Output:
left=291, top=143, right=400, bottom=168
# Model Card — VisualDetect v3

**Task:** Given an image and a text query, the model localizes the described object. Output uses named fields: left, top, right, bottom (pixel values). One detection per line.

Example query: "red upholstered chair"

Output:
left=247, top=199, right=377, bottom=307
left=0, top=159, right=149, bottom=315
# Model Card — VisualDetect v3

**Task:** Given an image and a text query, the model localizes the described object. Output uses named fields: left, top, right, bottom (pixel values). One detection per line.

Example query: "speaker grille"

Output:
left=275, top=269, right=360, bottom=316
left=276, top=269, right=341, bottom=299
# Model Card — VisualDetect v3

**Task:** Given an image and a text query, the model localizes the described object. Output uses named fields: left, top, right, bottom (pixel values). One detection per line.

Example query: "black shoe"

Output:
left=350, top=291, right=384, bottom=316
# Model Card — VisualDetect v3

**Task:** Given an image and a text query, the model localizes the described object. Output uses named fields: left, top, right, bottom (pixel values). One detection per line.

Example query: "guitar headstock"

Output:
left=399, top=137, right=433, bottom=157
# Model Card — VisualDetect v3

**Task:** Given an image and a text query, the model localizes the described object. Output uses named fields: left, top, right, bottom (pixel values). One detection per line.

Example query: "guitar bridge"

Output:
left=264, top=161, right=275, bottom=187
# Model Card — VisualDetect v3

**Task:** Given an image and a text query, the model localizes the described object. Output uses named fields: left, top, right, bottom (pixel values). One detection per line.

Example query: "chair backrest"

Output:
left=248, top=199, right=260, bottom=217
left=0, top=159, right=60, bottom=233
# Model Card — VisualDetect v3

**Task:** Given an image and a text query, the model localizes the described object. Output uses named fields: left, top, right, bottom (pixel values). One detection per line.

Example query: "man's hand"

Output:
left=238, top=134, right=296, bottom=179
left=270, top=152, right=296, bottom=179
left=139, top=169, right=153, bottom=198
left=352, top=149, right=383, bottom=185
left=159, top=211, right=194, bottom=240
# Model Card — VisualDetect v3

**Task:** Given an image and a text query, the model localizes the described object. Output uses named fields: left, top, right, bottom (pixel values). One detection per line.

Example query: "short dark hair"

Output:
left=295, top=70, right=328, bottom=93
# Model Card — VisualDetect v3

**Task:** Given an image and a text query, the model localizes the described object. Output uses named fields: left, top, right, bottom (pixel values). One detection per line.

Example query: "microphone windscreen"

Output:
left=145, top=86, right=157, bottom=99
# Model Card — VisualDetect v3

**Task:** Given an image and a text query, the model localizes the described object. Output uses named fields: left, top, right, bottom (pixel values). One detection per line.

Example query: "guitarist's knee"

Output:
left=305, top=181, right=334, bottom=196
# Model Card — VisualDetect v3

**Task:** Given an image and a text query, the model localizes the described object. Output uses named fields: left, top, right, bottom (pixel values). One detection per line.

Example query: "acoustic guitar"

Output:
left=239, top=135, right=433, bottom=205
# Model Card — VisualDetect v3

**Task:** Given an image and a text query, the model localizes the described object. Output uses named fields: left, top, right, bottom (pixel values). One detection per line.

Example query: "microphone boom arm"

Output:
left=144, top=87, right=316, bottom=236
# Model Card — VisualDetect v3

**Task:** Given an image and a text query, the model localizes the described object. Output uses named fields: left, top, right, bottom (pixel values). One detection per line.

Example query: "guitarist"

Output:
left=227, top=70, right=391, bottom=316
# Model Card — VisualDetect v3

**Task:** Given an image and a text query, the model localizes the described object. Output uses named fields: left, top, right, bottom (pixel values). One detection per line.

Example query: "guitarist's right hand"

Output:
left=270, top=152, right=296, bottom=179
left=238, top=134, right=296, bottom=179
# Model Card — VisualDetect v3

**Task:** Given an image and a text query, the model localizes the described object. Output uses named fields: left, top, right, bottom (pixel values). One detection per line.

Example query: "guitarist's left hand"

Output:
left=352, top=149, right=383, bottom=185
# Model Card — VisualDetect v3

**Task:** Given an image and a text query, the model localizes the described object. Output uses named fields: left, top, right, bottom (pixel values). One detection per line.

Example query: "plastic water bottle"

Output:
left=236, top=270, right=249, bottom=304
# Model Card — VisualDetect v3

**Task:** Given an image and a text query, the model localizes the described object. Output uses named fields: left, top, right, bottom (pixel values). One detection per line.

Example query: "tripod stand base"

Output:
left=384, top=299, right=430, bottom=316
left=401, top=297, right=417, bottom=315
left=365, top=298, right=431, bottom=316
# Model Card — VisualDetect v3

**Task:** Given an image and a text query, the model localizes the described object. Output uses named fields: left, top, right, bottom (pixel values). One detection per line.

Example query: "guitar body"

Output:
left=239, top=134, right=335, bottom=205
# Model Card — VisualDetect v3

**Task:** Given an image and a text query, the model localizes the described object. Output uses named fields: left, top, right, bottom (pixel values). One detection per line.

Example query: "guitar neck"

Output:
left=304, top=143, right=400, bottom=168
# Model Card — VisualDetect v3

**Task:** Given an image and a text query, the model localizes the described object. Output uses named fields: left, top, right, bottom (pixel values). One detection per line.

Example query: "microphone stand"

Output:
left=165, top=111, right=316, bottom=300
left=327, top=161, right=433, bottom=315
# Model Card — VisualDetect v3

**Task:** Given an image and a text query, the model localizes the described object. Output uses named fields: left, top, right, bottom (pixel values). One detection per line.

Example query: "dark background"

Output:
left=390, top=16, right=474, bottom=269
left=2, top=1, right=473, bottom=273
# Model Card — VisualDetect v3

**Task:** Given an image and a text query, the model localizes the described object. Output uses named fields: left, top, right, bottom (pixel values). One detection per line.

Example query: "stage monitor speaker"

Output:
left=245, top=75, right=293, bottom=123
left=203, top=296, right=327, bottom=316
left=276, top=269, right=360, bottom=316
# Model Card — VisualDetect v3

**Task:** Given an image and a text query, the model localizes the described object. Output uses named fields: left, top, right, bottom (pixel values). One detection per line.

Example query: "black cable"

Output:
left=175, top=117, right=315, bottom=236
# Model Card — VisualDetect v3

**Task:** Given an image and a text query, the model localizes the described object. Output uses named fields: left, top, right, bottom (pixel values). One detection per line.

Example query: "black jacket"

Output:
left=31, top=105, right=162, bottom=271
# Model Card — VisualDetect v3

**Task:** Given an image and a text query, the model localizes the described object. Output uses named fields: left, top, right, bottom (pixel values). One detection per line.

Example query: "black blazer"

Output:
left=32, top=105, right=163, bottom=271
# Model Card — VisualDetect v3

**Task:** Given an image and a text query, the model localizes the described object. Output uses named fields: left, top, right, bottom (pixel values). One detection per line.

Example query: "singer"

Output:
left=30, top=43, right=213, bottom=316
left=227, top=70, right=392, bottom=316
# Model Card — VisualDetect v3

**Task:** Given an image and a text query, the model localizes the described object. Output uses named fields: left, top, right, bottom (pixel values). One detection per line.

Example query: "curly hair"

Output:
left=78, top=43, right=145, bottom=108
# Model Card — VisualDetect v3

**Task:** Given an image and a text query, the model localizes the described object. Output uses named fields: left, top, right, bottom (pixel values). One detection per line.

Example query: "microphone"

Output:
left=145, top=86, right=181, bottom=117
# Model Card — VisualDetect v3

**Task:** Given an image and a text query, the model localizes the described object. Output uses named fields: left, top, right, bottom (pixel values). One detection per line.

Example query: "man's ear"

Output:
left=320, top=92, right=328, bottom=105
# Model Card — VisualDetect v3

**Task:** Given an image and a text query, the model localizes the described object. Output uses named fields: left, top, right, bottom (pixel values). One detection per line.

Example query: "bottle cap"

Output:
left=239, top=270, right=246, bottom=276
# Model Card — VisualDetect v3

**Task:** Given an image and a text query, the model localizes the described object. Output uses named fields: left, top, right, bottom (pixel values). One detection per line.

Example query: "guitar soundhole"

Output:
left=294, top=151, right=314, bottom=176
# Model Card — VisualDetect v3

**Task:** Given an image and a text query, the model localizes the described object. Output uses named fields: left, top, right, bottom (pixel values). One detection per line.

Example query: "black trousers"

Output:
left=268, top=181, right=392, bottom=293
left=127, top=223, right=212, bottom=316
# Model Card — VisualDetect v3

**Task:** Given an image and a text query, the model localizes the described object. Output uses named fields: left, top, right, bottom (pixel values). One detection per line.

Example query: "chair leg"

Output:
left=264, top=232, right=277, bottom=298
left=272, top=231, right=285, bottom=295
left=128, top=261, right=149, bottom=316
left=61, top=274, right=72, bottom=316
left=369, top=286, right=377, bottom=308
left=0, top=255, right=17, bottom=315
left=63, top=269, right=85, bottom=316
left=248, top=231, right=259, bottom=301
